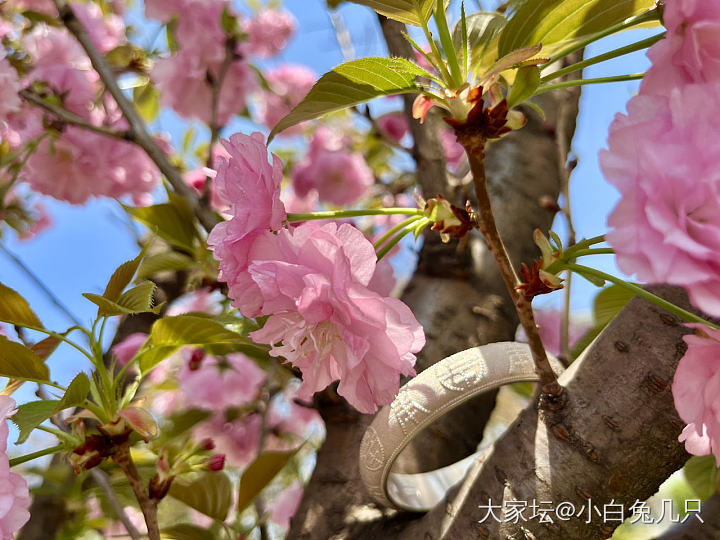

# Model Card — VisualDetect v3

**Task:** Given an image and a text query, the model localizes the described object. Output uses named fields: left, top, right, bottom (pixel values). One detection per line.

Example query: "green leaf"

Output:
left=126, top=203, right=197, bottom=252
left=117, top=281, right=158, bottom=313
left=593, top=284, right=635, bottom=326
left=161, top=524, right=216, bottom=540
left=137, top=252, right=194, bottom=280
left=0, top=282, right=43, bottom=328
left=454, top=11, right=506, bottom=69
left=0, top=336, right=50, bottom=382
left=55, top=372, right=90, bottom=412
left=499, top=0, right=658, bottom=57
left=684, top=456, right=719, bottom=501
left=102, top=250, right=145, bottom=303
left=169, top=472, right=234, bottom=521
left=269, top=57, right=428, bottom=141
left=507, top=65, right=541, bottom=106
left=138, top=315, right=265, bottom=373
left=237, top=450, right=299, bottom=513
left=345, top=0, right=434, bottom=26
left=160, top=409, right=212, bottom=442
left=12, top=400, right=60, bottom=444
left=133, top=81, right=160, bottom=123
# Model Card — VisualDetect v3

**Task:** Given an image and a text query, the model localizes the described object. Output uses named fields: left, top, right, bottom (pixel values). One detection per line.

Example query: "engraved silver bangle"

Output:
left=358, top=341, right=564, bottom=512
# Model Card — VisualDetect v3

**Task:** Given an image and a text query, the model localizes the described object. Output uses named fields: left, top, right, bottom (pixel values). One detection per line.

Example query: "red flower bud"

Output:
left=207, top=454, right=226, bottom=471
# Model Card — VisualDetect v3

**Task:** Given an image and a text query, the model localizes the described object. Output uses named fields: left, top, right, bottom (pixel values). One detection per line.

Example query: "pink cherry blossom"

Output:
left=23, top=25, right=97, bottom=116
left=292, top=128, right=374, bottom=206
left=440, top=128, right=466, bottom=170
left=258, top=65, right=315, bottom=134
left=246, top=9, right=296, bottom=58
left=111, top=333, right=147, bottom=366
left=12, top=0, right=54, bottom=14
left=247, top=222, right=425, bottom=413
left=193, top=413, right=261, bottom=468
left=377, top=113, right=409, bottom=143
left=208, top=132, right=287, bottom=317
left=178, top=352, right=266, bottom=412
left=17, top=202, right=53, bottom=242
left=0, top=396, right=31, bottom=540
left=641, top=0, right=720, bottom=95
left=144, top=0, right=187, bottom=21
left=71, top=2, right=124, bottom=54
left=266, top=382, right=323, bottom=445
left=672, top=324, right=720, bottom=464
left=282, top=188, right=319, bottom=214
left=0, top=56, right=21, bottom=121
left=601, top=83, right=720, bottom=316
left=269, top=482, right=304, bottom=530
left=24, top=126, right=160, bottom=205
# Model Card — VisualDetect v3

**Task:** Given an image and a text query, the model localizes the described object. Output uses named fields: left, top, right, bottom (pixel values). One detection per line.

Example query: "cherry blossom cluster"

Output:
left=0, top=396, right=30, bottom=539
left=599, top=0, right=720, bottom=463
left=208, top=132, right=425, bottom=413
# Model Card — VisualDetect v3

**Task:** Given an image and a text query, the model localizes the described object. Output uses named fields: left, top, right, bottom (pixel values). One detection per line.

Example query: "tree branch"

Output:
left=90, top=468, right=142, bottom=540
left=19, top=89, right=131, bottom=142
left=114, top=443, right=159, bottom=540
left=52, top=0, right=218, bottom=233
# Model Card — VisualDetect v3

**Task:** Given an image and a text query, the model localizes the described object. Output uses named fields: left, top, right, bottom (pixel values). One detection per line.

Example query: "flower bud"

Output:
left=188, top=348, right=204, bottom=371
left=118, top=406, right=158, bottom=442
left=207, top=454, right=226, bottom=471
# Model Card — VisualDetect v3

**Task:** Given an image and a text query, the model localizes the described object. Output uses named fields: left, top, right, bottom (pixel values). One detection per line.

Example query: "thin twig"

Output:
left=114, top=443, right=160, bottom=540
left=19, top=89, right=131, bottom=141
left=0, top=243, right=83, bottom=327
left=91, top=469, right=143, bottom=540
left=203, top=38, right=235, bottom=201
left=52, top=0, right=218, bottom=232
left=467, top=152, right=561, bottom=396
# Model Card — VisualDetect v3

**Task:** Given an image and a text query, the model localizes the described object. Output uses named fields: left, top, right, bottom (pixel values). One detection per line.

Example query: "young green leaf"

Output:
left=453, top=11, right=506, bottom=71
left=237, top=449, right=299, bottom=513
left=0, top=282, right=43, bottom=328
left=116, top=281, right=159, bottom=313
left=269, top=57, right=431, bottom=141
left=136, top=252, right=194, bottom=280
left=498, top=0, right=658, bottom=58
left=126, top=203, right=198, bottom=252
left=160, top=524, right=215, bottom=540
left=102, top=249, right=146, bottom=303
left=12, top=400, right=60, bottom=444
left=169, top=472, right=234, bottom=521
left=506, top=65, right=541, bottom=107
left=0, top=336, right=50, bottom=382
left=345, top=0, right=434, bottom=26
left=54, top=372, right=90, bottom=412
left=684, top=456, right=719, bottom=501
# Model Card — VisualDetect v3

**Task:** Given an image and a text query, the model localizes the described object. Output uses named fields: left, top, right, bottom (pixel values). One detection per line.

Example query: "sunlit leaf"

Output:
left=161, top=524, right=215, bottom=540
left=498, top=0, right=658, bottom=57
left=269, top=57, right=430, bottom=140
left=137, top=252, right=194, bottom=280
left=0, top=282, right=43, bottom=328
left=237, top=450, right=299, bottom=513
left=126, top=203, right=198, bottom=252
left=685, top=456, right=719, bottom=501
left=169, top=472, right=234, bottom=521
left=55, top=372, right=90, bottom=412
left=345, top=0, right=434, bottom=26
left=12, top=400, right=60, bottom=444
left=0, top=336, right=50, bottom=382
left=102, top=250, right=145, bottom=303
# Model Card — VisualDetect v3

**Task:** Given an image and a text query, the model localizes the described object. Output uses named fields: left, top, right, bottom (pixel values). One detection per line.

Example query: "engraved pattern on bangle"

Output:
left=358, top=341, right=563, bottom=511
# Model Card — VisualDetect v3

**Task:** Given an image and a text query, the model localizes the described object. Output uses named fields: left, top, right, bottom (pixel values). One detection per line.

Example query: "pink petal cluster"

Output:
left=71, top=2, right=124, bottom=53
left=601, top=2, right=720, bottom=316
left=192, top=413, right=262, bottom=468
left=208, top=132, right=287, bottom=315
left=178, top=352, right=266, bottom=412
left=0, top=56, right=21, bottom=121
left=111, top=333, right=147, bottom=366
left=440, top=128, right=466, bottom=171
left=0, top=396, right=31, bottom=539
left=246, top=222, right=425, bottom=413
left=245, top=9, right=296, bottom=58
left=269, top=482, right=304, bottom=530
left=672, top=324, right=720, bottom=463
left=292, top=128, right=374, bottom=206
left=258, top=64, right=315, bottom=134
left=23, top=126, right=160, bottom=205
left=149, top=0, right=256, bottom=124
left=377, top=113, right=409, bottom=143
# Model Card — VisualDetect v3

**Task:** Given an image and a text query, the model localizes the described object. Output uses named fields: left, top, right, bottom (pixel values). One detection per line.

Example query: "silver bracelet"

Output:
left=358, top=341, right=564, bottom=511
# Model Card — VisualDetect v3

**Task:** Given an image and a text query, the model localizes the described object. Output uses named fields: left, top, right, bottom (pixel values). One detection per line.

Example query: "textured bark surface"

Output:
left=288, top=17, right=580, bottom=540
left=398, top=287, right=696, bottom=540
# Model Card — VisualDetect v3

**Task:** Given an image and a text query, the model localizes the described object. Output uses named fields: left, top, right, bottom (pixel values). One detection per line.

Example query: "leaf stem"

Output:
left=544, top=8, right=661, bottom=67
left=9, top=444, right=65, bottom=467
left=376, top=218, right=430, bottom=261
left=287, top=208, right=423, bottom=222
left=536, top=73, right=645, bottom=95
left=541, top=33, right=665, bottom=84
left=422, top=22, right=453, bottom=85
left=434, top=0, right=464, bottom=88
left=373, top=215, right=423, bottom=249
left=566, top=263, right=719, bottom=329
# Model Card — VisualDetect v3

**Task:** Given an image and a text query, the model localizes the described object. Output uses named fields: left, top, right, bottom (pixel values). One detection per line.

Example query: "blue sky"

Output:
left=1, top=1, right=656, bottom=451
